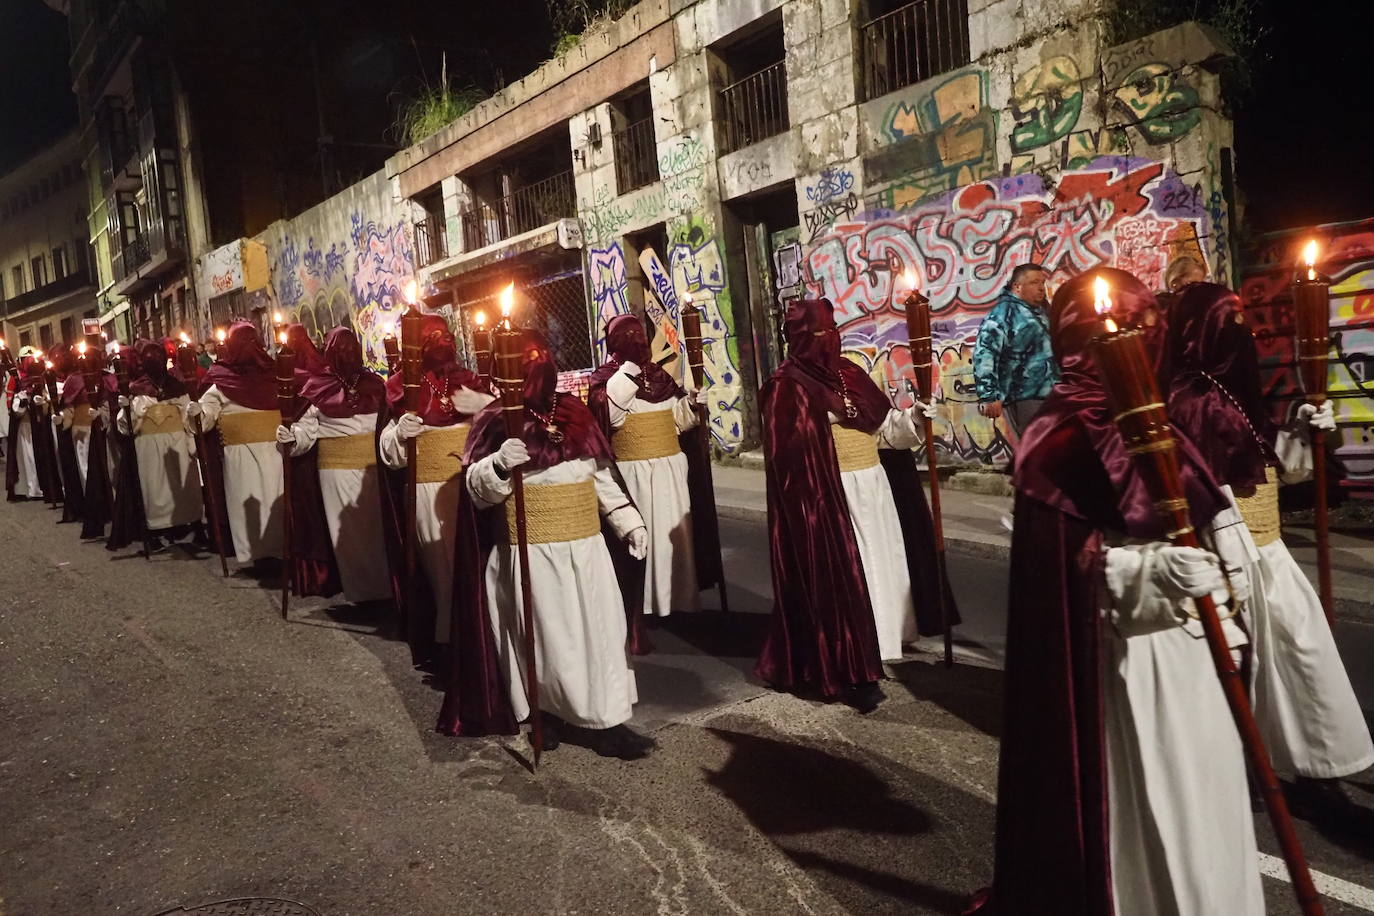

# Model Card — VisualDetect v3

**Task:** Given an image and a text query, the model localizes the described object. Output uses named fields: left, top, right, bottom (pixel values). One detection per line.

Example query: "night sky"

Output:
left=1, top=0, right=1370, bottom=236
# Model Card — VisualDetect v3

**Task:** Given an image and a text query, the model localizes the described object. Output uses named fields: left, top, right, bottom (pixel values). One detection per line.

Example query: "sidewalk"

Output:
left=712, top=463, right=1374, bottom=623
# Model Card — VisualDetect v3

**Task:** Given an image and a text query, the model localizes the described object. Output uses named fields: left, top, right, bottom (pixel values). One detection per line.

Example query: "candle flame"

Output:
left=1303, top=239, right=1319, bottom=281
left=1103, top=317, right=1119, bottom=334
left=179, top=332, right=191, bottom=345
left=403, top=279, right=418, bottom=305
left=682, top=291, right=694, bottom=307
left=215, top=328, right=227, bottom=343
left=273, top=311, right=283, bottom=324
left=44, top=360, right=53, bottom=370
left=1093, top=275, right=1113, bottom=316
left=78, top=341, right=87, bottom=355
left=499, top=283, right=515, bottom=318
left=902, top=269, right=918, bottom=291
left=277, top=330, right=288, bottom=346
left=474, top=310, right=488, bottom=328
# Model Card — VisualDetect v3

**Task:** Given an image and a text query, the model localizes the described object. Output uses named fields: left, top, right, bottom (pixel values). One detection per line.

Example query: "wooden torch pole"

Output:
left=1091, top=279, right=1323, bottom=916
left=1292, top=241, right=1335, bottom=626
left=901, top=279, right=952, bottom=667
left=276, top=330, right=298, bottom=618
left=399, top=299, right=424, bottom=643
left=493, top=284, right=543, bottom=767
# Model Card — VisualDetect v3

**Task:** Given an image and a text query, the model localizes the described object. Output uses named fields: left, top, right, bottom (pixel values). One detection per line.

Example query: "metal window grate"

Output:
left=613, top=117, right=660, bottom=194
left=458, top=171, right=576, bottom=252
left=414, top=217, right=447, bottom=268
left=719, top=61, right=789, bottom=155
left=860, top=0, right=971, bottom=102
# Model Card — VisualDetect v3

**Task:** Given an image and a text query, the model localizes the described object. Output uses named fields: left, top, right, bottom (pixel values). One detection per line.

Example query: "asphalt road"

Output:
left=0, top=501, right=1370, bottom=916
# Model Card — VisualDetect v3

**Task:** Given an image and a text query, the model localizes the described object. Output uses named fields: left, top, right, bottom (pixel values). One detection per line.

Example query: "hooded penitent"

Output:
left=754, top=298, right=956, bottom=697
left=1164, top=282, right=1276, bottom=490
left=983, top=268, right=1229, bottom=915
left=384, top=314, right=487, bottom=428
left=300, top=327, right=387, bottom=418
left=203, top=321, right=277, bottom=410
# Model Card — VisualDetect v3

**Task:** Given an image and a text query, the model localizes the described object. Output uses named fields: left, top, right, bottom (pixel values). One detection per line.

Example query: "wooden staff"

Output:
left=493, top=304, right=543, bottom=767
left=276, top=332, right=298, bottom=619
left=1293, top=242, right=1335, bottom=626
left=42, top=359, right=63, bottom=509
left=472, top=311, right=493, bottom=390
left=1092, top=302, right=1323, bottom=916
left=680, top=297, right=729, bottom=614
left=398, top=304, right=424, bottom=642
left=175, top=339, right=230, bottom=577
left=902, top=284, right=953, bottom=667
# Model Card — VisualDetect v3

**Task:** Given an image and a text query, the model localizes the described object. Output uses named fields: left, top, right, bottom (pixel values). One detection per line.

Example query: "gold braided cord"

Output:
left=219, top=409, right=283, bottom=446
left=71, top=404, right=92, bottom=427
left=1112, top=401, right=1165, bottom=423
left=833, top=425, right=880, bottom=472
left=1236, top=466, right=1282, bottom=547
left=1123, top=438, right=1176, bottom=456
left=140, top=402, right=186, bottom=437
left=1165, top=525, right=1195, bottom=540
left=317, top=433, right=377, bottom=470
left=612, top=409, right=681, bottom=462
left=1153, top=497, right=1189, bottom=513
left=504, top=479, right=600, bottom=544
left=415, top=423, right=471, bottom=484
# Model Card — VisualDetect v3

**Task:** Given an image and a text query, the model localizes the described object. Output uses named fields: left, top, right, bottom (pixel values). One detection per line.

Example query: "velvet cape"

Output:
left=981, top=269, right=1230, bottom=916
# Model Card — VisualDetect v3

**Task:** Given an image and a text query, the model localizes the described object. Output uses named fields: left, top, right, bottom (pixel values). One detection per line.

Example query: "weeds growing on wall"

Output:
left=545, top=0, right=635, bottom=54
left=391, top=53, right=487, bottom=147
left=1108, top=0, right=1269, bottom=97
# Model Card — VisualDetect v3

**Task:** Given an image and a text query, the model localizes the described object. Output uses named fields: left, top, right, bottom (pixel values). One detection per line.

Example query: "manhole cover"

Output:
left=153, top=899, right=320, bottom=916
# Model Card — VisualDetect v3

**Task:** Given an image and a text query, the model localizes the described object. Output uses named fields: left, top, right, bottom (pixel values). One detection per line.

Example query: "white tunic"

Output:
left=380, top=415, right=481, bottom=643
left=1103, top=538, right=1264, bottom=916
left=603, top=368, right=701, bottom=616
left=836, top=408, right=922, bottom=661
left=59, top=377, right=90, bottom=487
left=11, top=395, right=43, bottom=499
left=288, top=406, right=391, bottom=604
left=119, top=394, right=203, bottom=530
left=468, top=454, right=645, bottom=729
left=198, top=386, right=284, bottom=563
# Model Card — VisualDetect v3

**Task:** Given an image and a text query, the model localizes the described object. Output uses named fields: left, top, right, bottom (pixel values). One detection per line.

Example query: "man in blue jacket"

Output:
left=972, top=263, right=1057, bottom=437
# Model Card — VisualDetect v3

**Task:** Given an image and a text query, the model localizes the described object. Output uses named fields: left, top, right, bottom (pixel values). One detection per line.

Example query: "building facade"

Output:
left=0, top=131, right=98, bottom=352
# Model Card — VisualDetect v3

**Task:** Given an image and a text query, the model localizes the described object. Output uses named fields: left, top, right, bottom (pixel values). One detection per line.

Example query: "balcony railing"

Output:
left=414, top=216, right=448, bottom=268
left=613, top=117, right=660, bottom=194
left=719, top=61, right=789, bottom=155
left=459, top=170, right=576, bottom=252
left=1, top=268, right=93, bottom=317
left=860, top=0, right=971, bottom=102
left=112, top=234, right=151, bottom=285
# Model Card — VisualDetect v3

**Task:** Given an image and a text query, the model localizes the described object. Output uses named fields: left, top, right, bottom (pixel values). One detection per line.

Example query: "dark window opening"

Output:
left=414, top=189, right=448, bottom=269
left=715, top=18, right=789, bottom=154
left=612, top=84, right=659, bottom=195
left=860, top=0, right=971, bottom=101
left=459, top=130, right=576, bottom=251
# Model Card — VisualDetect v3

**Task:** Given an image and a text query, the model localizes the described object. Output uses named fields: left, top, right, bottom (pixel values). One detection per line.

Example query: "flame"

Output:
left=0, top=338, right=6, bottom=349
left=902, top=269, right=918, bottom=295
left=78, top=341, right=87, bottom=355
left=474, top=310, right=488, bottom=328
left=1303, top=239, right=1319, bottom=281
left=1103, top=317, right=1119, bottom=334
left=215, top=328, right=227, bottom=343
left=403, top=279, right=419, bottom=305
left=44, top=360, right=53, bottom=370
left=682, top=292, right=694, bottom=307
left=112, top=341, right=121, bottom=354
left=1093, top=275, right=1113, bottom=315
left=277, top=330, right=289, bottom=346
left=499, top=283, right=515, bottom=319
left=273, top=311, right=283, bottom=324
left=179, top=332, right=191, bottom=345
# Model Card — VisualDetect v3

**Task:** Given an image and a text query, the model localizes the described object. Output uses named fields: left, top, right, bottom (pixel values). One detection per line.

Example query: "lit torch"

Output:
left=472, top=309, right=492, bottom=386
left=1293, top=239, right=1334, bottom=623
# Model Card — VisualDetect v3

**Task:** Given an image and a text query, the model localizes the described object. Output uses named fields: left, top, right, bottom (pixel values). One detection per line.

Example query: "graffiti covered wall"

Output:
left=1241, top=222, right=1374, bottom=491
left=806, top=157, right=1213, bottom=465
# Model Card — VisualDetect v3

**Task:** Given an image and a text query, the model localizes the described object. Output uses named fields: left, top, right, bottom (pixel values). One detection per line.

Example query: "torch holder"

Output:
left=399, top=307, right=424, bottom=414
left=681, top=304, right=706, bottom=390
left=493, top=326, right=526, bottom=438
left=1293, top=275, right=1331, bottom=404
left=275, top=344, right=298, bottom=423
left=905, top=291, right=935, bottom=402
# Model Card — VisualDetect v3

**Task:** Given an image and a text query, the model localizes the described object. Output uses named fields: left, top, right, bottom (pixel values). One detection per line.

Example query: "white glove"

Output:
left=626, top=526, right=648, bottom=560
left=495, top=437, right=530, bottom=472
left=395, top=412, right=424, bottom=441
left=909, top=398, right=939, bottom=420
left=1298, top=401, right=1336, bottom=432
left=1152, top=546, right=1228, bottom=601
left=32, top=394, right=47, bottom=408
left=693, top=388, right=710, bottom=406
left=275, top=424, right=296, bottom=445
left=117, top=395, right=130, bottom=409
left=618, top=361, right=641, bottom=377
left=184, top=401, right=203, bottom=419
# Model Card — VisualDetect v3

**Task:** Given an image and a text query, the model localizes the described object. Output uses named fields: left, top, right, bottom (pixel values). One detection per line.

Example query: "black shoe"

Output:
left=537, top=712, right=562, bottom=752
left=843, top=681, right=886, bottom=714
left=591, top=724, right=656, bottom=760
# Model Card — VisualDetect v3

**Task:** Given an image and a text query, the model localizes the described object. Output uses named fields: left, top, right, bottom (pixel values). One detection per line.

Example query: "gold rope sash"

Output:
left=833, top=425, right=880, bottom=472
left=71, top=404, right=92, bottom=428
left=140, top=402, right=185, bottom=437
left=219, top=409, right=282, bottom=446
left=318, top=432, right=376, bottom=470
left=415, top=423, right=470, bottom=484
left=1235, top=466, right=1281, bottom=548
left=611, top=408, right=681, bottom=462
left=504, top=478, right=600, bottom=544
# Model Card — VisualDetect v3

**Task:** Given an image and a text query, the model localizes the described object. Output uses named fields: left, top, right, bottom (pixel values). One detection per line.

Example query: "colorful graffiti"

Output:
left=588, top=242, right=632, bottom=356
left=580, top=133, right=709, bottom=244
left=1241, top=222, right=1374, bottom=491
left=638, top=247, right=683, bottom=374
left=1113, top=62, right=1201, bottom=144
left=868, top=68, right=998, bottom=211
left=1009, top=55, right=1084, bottom=153
left=803, top=192, right=860, bottom=242
left=668, top=221, right=744, bottom=449
left=805, top=156, right=1214, bottom=464
left=270, top=210, right=416, bottom=369
left=805, top=166, right=856, bottom=204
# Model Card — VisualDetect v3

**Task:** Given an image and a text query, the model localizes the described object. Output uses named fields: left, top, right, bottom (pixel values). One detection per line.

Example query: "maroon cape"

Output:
left=281, top=341, right=340, bottom=600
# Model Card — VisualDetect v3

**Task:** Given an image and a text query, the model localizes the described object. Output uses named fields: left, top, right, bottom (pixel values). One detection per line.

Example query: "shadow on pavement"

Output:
left=887, top=660, right=1004, bottom=740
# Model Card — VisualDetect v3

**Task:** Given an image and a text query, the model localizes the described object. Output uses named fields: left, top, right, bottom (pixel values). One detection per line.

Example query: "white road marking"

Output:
left=1259, top=852, right=1374, bottom=911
